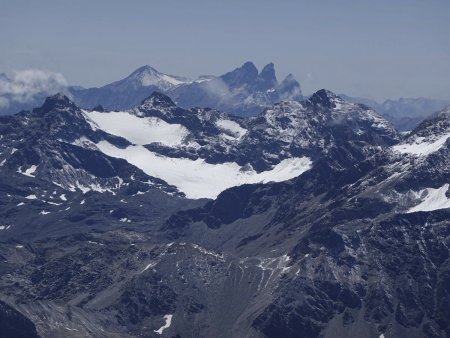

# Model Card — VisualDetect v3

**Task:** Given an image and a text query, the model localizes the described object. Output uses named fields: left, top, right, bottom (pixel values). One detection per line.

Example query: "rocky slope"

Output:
left=1, top=92, right=449, bottom=338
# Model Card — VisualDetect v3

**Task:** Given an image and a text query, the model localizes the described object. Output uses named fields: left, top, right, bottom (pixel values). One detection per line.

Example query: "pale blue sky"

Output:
left=1, top=0, right=449, bottom=101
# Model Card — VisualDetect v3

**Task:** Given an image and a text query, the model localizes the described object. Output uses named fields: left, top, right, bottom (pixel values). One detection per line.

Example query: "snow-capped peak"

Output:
left=121, top=65, right=192, bottom=91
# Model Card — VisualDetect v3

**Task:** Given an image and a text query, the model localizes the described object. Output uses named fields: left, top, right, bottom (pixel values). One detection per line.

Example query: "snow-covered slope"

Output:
left=407, top=184, right=450, bottom=213
left=392, top=105, right=450, bottom=157
left=95, top=140, right=311, bottom=199
left=104, top=65, right=192, bottom=92
left=73, top=90, right=398, bottom=198
left=81, top=95, right=312, bottom=198
left=392, top=131, right=450, bottom=156
left=84, top=110, right=190, bottom=147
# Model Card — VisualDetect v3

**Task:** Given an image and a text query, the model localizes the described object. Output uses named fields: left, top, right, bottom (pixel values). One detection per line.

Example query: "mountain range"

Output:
left=340, top=94, right=450, bottom=131
left=68, top=61, right=303, bottom=117
left=1, top=63, right=448, bottom=130
left=1, top=88, right=449, bottom=337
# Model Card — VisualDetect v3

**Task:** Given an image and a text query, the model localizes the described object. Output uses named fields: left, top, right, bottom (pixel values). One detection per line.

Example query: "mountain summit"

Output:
left=169, top=61, right=303, bottom=116
left=66, top=62, right=303, bottom=116
left=221, top=61, right=259, bottom=88
left=40, top=92, right=76, bottom=112
left=119, top=65, right=190, bottom=90
left=257, top=62, right=277, bottom=90
left=309, top=89, right=341, bottom=108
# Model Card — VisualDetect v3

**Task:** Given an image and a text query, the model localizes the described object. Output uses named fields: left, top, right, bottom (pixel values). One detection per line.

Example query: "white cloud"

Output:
left=203, top=78, right=231, bottom=99
left=0, top=69, right=67, bottom=106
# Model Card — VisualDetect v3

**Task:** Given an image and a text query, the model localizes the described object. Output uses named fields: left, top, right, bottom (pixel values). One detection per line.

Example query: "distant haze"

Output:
left=1, top=0, right=449, bottom=101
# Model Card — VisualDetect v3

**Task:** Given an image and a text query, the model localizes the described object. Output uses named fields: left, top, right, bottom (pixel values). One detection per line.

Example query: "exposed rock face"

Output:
left=169, top=61, right=303, bottom=116
left=0, top=92, right=449, bottom=338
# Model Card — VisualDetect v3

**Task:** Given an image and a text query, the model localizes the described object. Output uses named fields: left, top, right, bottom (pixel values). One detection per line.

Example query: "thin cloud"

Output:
left=0, top=69, right=67, bottom=105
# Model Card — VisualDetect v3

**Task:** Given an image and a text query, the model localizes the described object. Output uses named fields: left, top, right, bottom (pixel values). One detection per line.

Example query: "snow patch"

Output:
left=190, top=243, right=224, bottom=260
left=392, top=132, right=450, bottom=156
left=18, top=165, right=37, bottom=177
left=216, top=119, right=247, bottom=139
left=407, top=184, right=450, bottom=213
left=154, top=314, right=173, bottom=335
left=141, top=261, right=157, bottom=273
left=159, top=74, right=185, bottom=86
left=95, top=141, right=312, bottom=199
left=88, top=240, right=104, bottom=246
left=84, top=110, right=189, bottom=146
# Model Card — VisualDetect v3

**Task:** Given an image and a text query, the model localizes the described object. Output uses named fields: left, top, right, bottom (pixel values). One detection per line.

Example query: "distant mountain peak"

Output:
left=221, top=61, right=259, bottom=88
left=130, top=65, right=159, bottom=76
left=309, top=89, right=341, bottom=107
left=92, top=104, right=105, bottom=112
left=64, top=62, right=303, bottom=116
left=241, top=61, right=258, bottom=72
left=257, top=62, right=277, bottom=90
left=123, top=65, right=188, bottom=89
left=40, top=93, right=77, bottom=112
left=139, top=91, right=176, bottom=109
left=260, top=62, right=275, bottom=78
left=282, top=73, right=296, bottom=82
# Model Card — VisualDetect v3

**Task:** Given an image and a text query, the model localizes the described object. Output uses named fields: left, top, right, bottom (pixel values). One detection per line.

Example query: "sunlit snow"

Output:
left=392, top=132, right=450, bottom=156
left=18, top=165, right=37, bottom=177
left=96, top=141, right=312, bottom=199
left=407, top=184, right=450, bottom=213
left=154, top=314, right=173, bottom=335
left=215, top=119, right=247, bottom=139
left=84, top=110, right=189, bottom=146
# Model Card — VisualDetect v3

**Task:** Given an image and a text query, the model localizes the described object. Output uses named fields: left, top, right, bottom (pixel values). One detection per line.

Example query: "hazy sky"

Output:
left=1, top=0, right=449, bottom=101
